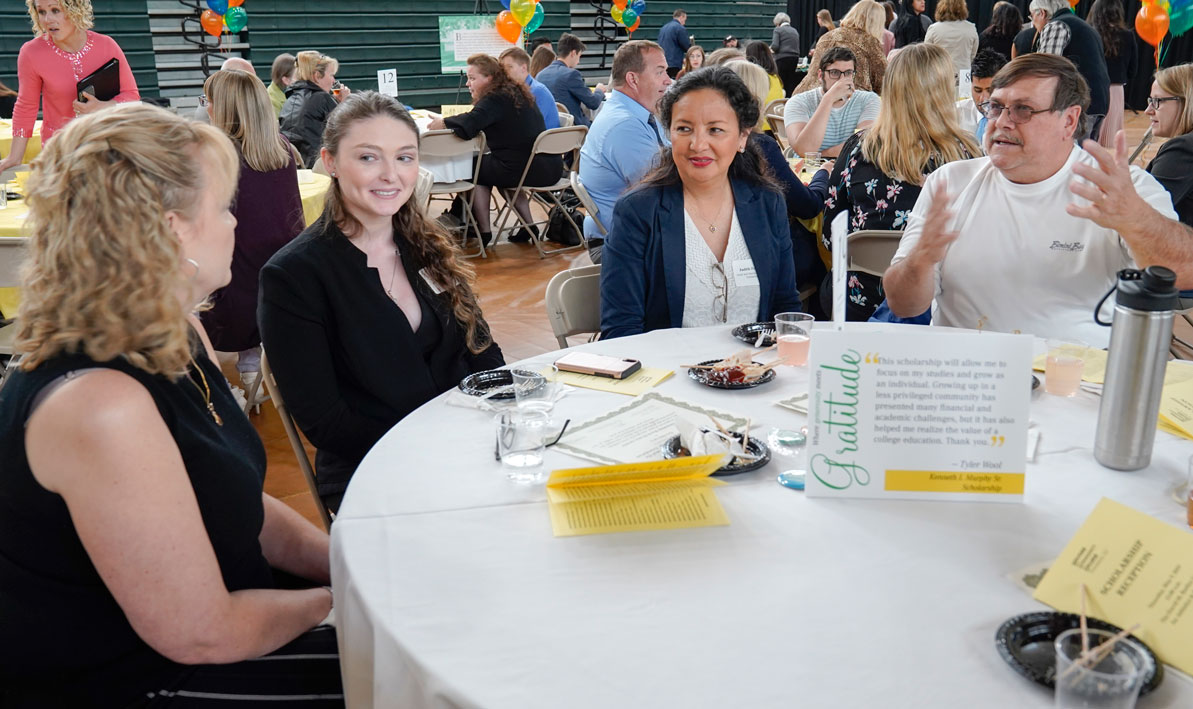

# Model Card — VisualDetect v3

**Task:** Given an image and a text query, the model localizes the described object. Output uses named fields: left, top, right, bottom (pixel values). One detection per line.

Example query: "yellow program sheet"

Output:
left=1159, top=375, right=1193, bottom=440
left=546, top=455, right=730, bottom=537
left=1033, top=498, right=1193, bottom=675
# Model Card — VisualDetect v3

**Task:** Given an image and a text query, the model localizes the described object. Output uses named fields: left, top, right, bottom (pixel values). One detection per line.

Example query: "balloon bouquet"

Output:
left=611, top=0, right=647, bottom=34
left=496, top=0, right=547, bottom=44
left=200, top=0, right=249, bottom=39
left=1135, top=0, right=1193, bottom=66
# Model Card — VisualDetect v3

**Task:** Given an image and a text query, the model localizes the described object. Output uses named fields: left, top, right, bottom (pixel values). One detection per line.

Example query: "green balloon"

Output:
left=621, top=6, right=638, bottom=26
left=525, top=3, right=545, bottom=33
left=223, top=6, right=247, bottom=33
left=1170, top=3, right=1193, bottom=36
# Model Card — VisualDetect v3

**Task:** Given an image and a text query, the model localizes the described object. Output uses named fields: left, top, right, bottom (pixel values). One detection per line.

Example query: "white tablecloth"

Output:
left=414, top=114, right=475, bottom=185
left=330, top=324, right=1193, bottom=708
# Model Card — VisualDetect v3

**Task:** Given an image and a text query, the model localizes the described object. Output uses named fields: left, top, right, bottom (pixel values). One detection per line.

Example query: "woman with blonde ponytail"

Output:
left=260, top=91, right=505, bottom=514
left=0, top=103, right=342, bottom=705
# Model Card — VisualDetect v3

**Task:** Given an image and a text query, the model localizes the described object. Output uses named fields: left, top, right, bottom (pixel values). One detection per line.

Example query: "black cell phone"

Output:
left=78, top=85, right=94, bottom=102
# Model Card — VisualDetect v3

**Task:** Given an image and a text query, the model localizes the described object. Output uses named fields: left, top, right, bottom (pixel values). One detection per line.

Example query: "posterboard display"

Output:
left=805, top=328, right=1032, bottom=502
left=438, top=15, right=520, bottom=74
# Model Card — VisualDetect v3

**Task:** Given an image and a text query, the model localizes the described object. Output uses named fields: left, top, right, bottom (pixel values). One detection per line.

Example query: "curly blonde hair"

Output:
left=319, top=92, right=492, bottom=354
left=26, top=0, right=94, bottom=36
left=18, top=103, right=239, bottom=376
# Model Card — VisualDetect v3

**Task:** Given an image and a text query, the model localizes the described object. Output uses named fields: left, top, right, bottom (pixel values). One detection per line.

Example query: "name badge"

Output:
left=419, top=268, right=445, bottom=295
left=731, top=259, right=760, bottom=287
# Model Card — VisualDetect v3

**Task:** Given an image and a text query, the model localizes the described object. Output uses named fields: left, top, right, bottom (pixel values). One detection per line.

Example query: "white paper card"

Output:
left=377, top=68, right=399, bottom=97
left=805, top=327, right=1032, bottom=502
left=830, top=211, right=849, bottom=325
left=732, top=259, right=759, bottom=287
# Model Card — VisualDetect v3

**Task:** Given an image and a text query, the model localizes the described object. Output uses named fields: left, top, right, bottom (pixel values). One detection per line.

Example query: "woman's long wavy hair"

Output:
left=861, top=43, right=979, bottom=185
left=983, top=2, right=1023, bottom=40
left=318, top=91, right=491, bottom=354
left=205, top=69, right=291, bottom=173
left=640, top=66, right=778, bottom=193
left=18, top=103, right=239, bottom=376
left=26, top=0, right=93, bottom=36
left=467, top=53, right=533, bottom=109
left=1088, top=0, right=1127, bottom=59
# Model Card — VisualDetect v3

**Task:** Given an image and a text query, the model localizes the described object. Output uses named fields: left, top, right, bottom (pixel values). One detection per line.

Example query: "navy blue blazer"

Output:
left=600, top=179, right=802, bottom=339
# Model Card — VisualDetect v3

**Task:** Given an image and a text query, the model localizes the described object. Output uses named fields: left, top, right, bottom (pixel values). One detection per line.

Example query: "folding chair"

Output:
left=845, top=229, right=903, bottom=278
left=555, top=101, right=571, bottom=116
left=0, top=237, right=30, bottom=389
left=414, top=166, right=434, bottom=210
left=421, top=129, right=488, bottom=258
left=569, top=171, right=606, bottom=236
left=767, top=113, right=789, bottom=150
left=1129, top=127, right=1153, bottom=166
left=492, top=125, right=589, bottom=258
left=544, top=264, right=602, bottom=348
left=260, top=352, right=333, bottom=531
left=311, top=156, right=328, bottom=175
left=763, top=98, right=787, bottom=117
left=558, top=112, right=575, bottom=127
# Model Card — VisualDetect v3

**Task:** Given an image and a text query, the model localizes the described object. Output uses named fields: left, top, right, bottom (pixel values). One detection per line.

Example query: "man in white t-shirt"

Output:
left=783, top=47, right=879, bottom=158
left=884, top=54, right=1184, bottom=347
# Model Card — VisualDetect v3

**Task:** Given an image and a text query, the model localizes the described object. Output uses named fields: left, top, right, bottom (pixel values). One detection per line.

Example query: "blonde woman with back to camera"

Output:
left=0, top=104, right=342, bottom=706
left=199, top=69, right=305, bottom=385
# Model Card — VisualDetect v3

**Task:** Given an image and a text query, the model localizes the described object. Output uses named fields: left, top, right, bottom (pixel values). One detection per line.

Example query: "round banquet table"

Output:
left=330, top=324, right=1193, bottom=708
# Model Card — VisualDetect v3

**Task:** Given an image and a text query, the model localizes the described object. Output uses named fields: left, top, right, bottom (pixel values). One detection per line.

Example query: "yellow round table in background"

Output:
left=297, top=170, right=330, bottom=226
left=0, top=120, right=43, bottom=163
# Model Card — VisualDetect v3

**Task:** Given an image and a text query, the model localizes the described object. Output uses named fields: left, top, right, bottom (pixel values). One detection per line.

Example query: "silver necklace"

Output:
left=385, top=247, right=401, bottom=300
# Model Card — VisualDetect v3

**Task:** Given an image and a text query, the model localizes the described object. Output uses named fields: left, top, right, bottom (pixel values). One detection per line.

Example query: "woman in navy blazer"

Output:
left=600, top=67, right=802, bottom=340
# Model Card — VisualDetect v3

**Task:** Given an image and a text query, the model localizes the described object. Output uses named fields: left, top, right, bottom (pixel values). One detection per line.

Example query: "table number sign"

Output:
left=805, top=328, right=1032, bottom=501
left=376, top=68, right=398, bottom=97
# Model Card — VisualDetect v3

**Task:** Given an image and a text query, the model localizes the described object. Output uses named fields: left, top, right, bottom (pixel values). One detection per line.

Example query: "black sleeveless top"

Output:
left=0, top=348, right=272, bottom=706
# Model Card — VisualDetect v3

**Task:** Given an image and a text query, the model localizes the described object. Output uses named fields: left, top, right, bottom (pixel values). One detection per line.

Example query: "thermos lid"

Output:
left=1115, top=266, right=1179, bottom=312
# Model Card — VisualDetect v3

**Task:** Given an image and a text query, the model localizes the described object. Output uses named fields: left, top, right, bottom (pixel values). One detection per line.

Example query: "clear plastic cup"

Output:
left=1044, top=339, right=1087, bottom=397
left=496, top=409, right=548, bottom=483
left=1054, top=628, right=1152, bottom=709
left=512, top=370, right=555, bottom=415
left=775, top=312, right=815, bottom=366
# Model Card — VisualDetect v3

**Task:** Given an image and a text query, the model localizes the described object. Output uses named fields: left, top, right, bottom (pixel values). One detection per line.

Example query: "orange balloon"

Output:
left=627, top=17, right=640, bottom=33
left=229, top=0, right=244, bottom=5
left=496, top=10, right=522, bottom=44
left=613, top=0, right=627, bottom=8
left=1068, top=0, right=1078, bottom=7
left=200, top=9, right=224, bottom=36
left=1136, top=3, right=1170, bottom=47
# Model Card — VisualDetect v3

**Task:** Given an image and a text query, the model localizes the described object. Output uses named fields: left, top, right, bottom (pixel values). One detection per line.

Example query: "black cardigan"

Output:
left=1147, top=132, right=1193, bottom=227
left=258, top=220, right=504, bottom=504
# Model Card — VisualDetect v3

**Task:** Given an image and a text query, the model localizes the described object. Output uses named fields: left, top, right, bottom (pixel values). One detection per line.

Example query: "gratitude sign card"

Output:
left=805, top=328, right=1032, bottom=502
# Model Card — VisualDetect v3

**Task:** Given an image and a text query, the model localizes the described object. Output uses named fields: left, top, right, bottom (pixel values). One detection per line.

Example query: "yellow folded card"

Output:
left=542, top=365, right=673, bottom=396
left=1034, top=498, right=1193, bottom=676
left=545, top=455, right=729, bottom=537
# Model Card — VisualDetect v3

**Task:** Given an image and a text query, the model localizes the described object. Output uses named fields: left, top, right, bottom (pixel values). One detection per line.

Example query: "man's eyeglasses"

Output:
left=198, top=95, right=211, bottom=108
left=1146, top=96, right=1181, bottom=110
left=982, top=100, right=1054, bottom=124
left=823, top=69, right=856, bottom=80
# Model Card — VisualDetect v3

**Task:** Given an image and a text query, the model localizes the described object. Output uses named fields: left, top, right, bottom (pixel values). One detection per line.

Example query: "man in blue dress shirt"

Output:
left=535, top=33, right=608, bottom=127
left=499, top=47, right=560, bottom=131
left=657, top=9, right=691, bottom=79
left=578, top=40, right=672, bottom=261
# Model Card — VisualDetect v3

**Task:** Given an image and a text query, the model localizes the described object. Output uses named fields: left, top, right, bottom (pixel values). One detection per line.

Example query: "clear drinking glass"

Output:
left=512, top=370, right=555, bottom=415
left=1054, top=628, right=1152, bottom=709
left=496, top=409, right=548, bottom=483
left=769, top=426, right=808, bottom=490
left=1044, top=339, right=1087, bottom=397
left=803, top=151, right=822, bottom=171
left=775, top=312, right=815, bottom=366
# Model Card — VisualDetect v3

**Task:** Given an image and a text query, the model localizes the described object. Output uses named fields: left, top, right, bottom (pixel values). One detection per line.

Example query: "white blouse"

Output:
left=681, top=209, right=761, bottom=328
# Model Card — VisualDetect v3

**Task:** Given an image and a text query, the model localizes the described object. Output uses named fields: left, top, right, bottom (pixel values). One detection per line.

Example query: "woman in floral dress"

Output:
left=821, top=43, right=977, bottom=320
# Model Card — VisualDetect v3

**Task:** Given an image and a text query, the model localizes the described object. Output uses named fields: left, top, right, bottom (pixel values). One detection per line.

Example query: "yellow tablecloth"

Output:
left=0, top=120, right=43, bottom=163
left=297, top=170, right=331, bottom=226
left=0, top=171, right=329, bottom=317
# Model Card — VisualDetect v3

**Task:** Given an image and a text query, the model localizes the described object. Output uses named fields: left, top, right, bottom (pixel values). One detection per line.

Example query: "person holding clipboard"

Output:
left=0, top=0, right=139, bottom=173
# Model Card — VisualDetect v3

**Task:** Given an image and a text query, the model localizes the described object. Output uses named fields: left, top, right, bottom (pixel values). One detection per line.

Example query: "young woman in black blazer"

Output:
left=260, top=92, right=504, bottom=513
left=428, top=53, right=564, bottom=245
